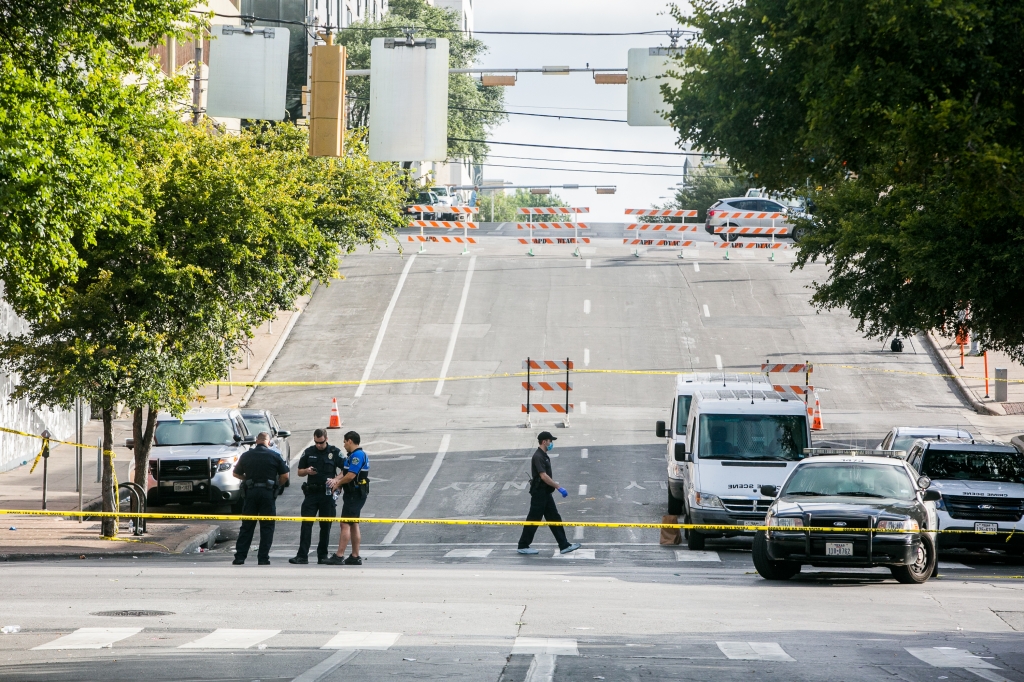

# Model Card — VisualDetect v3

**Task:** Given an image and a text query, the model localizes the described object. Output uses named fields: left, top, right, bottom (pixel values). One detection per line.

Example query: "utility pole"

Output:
left=192, top=35, right=203, bottom=124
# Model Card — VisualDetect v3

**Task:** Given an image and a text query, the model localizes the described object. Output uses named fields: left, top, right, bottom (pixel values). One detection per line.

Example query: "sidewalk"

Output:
left=0, top=516, right=219, bottom=560
left=928, top=332, right=1024, bottom=416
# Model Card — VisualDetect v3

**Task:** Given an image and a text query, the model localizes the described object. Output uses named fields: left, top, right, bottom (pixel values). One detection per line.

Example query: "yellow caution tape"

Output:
left=0, top=509, right=1016, bottom=535
left=28, top=438, right=48, bottom=474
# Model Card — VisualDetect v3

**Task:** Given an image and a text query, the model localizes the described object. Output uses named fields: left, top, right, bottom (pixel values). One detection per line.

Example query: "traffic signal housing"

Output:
left=309, top=35, right=345, bottom=157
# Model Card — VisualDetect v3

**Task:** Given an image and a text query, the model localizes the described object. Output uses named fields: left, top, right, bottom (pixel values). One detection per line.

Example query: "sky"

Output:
left=473, top=0, right=691, bottom=221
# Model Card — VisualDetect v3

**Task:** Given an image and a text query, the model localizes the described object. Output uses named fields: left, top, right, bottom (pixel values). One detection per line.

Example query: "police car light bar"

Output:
left=803, top=448, right=907, bottom=459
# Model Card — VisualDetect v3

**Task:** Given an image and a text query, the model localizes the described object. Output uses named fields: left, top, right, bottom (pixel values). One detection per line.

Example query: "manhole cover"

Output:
left=91, top=610, right=174, bottom=617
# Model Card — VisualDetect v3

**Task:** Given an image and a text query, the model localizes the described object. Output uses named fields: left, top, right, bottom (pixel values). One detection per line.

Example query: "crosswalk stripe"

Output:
left=512, top=637, right=579, bottom=656
left=675, top=550, right=721, bottom=562
left=359, top=550, right=397, bottom=558
left=717, top=642, right=794, bottom=661
left=33, top=627, right=142, bottom=650
left=905, top=647, right=999, bottom=670
left=552, top=548, right=596, bottom=560
left=179, top=629, right=280, bottom=649
left=292, top=650, right=359, bottom=682
left=444, top=548, right=493, bottom=558
left=322, top=631, right=401, bottom=650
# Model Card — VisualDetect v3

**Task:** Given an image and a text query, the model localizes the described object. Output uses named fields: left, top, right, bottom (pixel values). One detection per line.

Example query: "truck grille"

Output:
left=721, top=498, right=773, bottom=515
left=807, top=516, right=873, bottom=530
left=943, top=495, right=1024, bottom=522
left=158, top=459, right=210, bottom=480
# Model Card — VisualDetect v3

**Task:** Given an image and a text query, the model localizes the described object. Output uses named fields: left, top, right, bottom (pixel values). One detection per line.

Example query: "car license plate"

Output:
left=975, top=522, right=998, bottom=534
left=826, top=542, right=853, bottom=556
left=173, top=482, right=193, bottom=493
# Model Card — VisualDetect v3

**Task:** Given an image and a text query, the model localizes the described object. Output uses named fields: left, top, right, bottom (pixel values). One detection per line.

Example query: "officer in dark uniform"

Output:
left=232, top=432, right=289, bottom=565
left=517, top=431, right=581, bottom=556
left=289, top=428, right=342, bottom=565
left=326, top=431, right=370, bottom=565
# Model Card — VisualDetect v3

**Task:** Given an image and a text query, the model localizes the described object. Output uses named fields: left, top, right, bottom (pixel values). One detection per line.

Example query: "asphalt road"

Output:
left=4, top=236, right=1024, bottom=681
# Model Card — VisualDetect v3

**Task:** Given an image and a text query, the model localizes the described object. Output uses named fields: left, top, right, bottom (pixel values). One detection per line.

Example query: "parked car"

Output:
left=706, top=197, right=797, bottom=242
left=407, top=191, right=441, bottom=220
left=754, top=449, right=941, bottom=584
left=877, top=427, right=973, bottom=455
left=905, top=437, right=1024, bottom=556
left=239, top=408, right=292, bottom=486
left=430, top=185, right=457, bottom=220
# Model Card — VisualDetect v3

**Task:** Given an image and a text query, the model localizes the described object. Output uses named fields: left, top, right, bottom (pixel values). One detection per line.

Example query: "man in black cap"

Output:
left=517, top=431, right=581, bottom=556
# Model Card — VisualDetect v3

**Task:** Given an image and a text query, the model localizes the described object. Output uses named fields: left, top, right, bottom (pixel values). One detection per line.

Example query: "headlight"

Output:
left=694, top=492, right=724, bottom=509
left=769, top=516, right=804, bottom=528
left=213, top=457, right=236, bottom=472
left=877, top=519, right=919, bottom=531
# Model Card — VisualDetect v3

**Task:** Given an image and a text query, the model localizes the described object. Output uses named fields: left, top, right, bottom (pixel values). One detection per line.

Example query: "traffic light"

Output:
left=309, top=35, right=345, bottom=157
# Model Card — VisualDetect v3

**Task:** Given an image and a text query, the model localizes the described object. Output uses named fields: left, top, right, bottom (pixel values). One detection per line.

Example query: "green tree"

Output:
left=660, top=162, right=750, bottom=221
left=479, top=189, right=572, bottom=223
left=663, top=0, right=1024, bottom=357
left=337, top=0, right=507, bottom=161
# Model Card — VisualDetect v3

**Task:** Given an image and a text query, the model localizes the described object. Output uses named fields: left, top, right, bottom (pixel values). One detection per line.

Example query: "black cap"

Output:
left=537, top=431, right=557, bottom=443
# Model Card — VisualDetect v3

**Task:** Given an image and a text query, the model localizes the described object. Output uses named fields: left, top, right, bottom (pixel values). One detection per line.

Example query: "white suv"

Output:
left=706, top=197, right=795, bottom=242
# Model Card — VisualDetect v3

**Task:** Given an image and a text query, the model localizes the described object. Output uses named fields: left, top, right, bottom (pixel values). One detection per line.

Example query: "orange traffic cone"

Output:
left=811, top=392, right=824, bottom=430
left=327, top=397, right=342, bottom=429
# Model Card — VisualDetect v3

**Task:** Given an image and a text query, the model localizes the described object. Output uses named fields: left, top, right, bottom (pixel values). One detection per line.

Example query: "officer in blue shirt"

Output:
left=326, top=431, right=369, bottom=565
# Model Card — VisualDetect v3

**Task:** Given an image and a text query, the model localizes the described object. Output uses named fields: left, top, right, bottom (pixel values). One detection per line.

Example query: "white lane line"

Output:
left=445, top=548, right=493, bottom=558
left=715, top=354, right=723, bottom=370
left=578, top=484, right=588, bottom=495
left=33, top=628, right=142, bottom=650
left=905, top=647, right=999, bottom=670
left=580, top=401, right=587, bottom=414
left=434, top=255, right=477, bottom=396
left=381, top=434, right=451, bottom=545
left=583, top=299, right=591, bottom=314
left=525, top=654, right=556, bottom=682
left=703, top=304, right=710, bottom=318
left=574, top=526, right=584, bottom=540
left=513, top=638, right=579, bottom=656
left=585, top=259, right=591, bottom=269
left=583, top=348, right=590, bottom=366
left=359, top=549, right=397, bottom=558
left=717, top=642, right=794, bottom=662
left=552, top=548, right=596, bottom=560
left=675, top=550, right=721, bottom=562
left=495, top=223, right=505, bottom=231
left=938, top=561, right=974, bottom=570
left=292, top=650, right=360, bottom=682
left=693, top=262, right=700, bottom=272
left=322, top=632, right=401, bottom=650
left=355, top=255, right=417, bottom=398
left=180, top=629, right=280, bottom=649
left=581, top=448, right=588, bottom=459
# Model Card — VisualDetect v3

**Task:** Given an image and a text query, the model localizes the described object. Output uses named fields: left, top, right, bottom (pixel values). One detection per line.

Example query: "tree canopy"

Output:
left=663, top=0, right=1024, bottom=357
left=660, top=162, right=750, bottom=221
left=479, top=189, right=572, bottom=222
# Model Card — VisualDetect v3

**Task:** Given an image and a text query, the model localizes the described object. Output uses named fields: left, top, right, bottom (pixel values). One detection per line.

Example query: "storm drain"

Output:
left=1002, top=402, right=1024, bottom=415
left=91, top=610, right=174, bottom=617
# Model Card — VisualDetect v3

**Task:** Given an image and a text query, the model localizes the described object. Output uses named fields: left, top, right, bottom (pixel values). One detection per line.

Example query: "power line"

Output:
left=480, top=162, right=685, bottom=178
left=347, top=96, right=626, bottom=123
left=450, top=138, right=705, bottom=157
left=486, top=154, right=689, bottom=169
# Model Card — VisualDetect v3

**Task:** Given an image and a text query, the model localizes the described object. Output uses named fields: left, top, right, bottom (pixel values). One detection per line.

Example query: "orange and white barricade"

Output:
left=625, top=209, right=697, bottom=218
left=762, top=361, right=815, bottom=415
left=623, top=239, right=696, bottom=247
left=407, top=206, right=479, bottom=254
left=625, top=223, right=699, bottom=232
left=624, top=208, right=700, bottom=257
left=523, top=358, right=574, bottom=426
left=519, top=237, right=591, bottom=245
left=408, top=235, right=477, bottom=244
left=518, top=208, right=589, bottom=255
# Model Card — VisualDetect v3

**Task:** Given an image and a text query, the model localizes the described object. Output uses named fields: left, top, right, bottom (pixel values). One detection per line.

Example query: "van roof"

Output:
left=676, top=373, right=772, bottom=389
left=693, top=390, right=809, bottom=415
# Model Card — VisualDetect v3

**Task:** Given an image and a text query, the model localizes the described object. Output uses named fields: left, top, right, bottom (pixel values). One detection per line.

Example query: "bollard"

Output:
left=96, top=437, right=102, bottom=483
left=995, top=368, right=1008, bottom=403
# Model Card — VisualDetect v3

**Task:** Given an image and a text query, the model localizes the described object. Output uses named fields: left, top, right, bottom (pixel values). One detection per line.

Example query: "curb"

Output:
left=0, top=523, right=220, bottom=561
left=239, top=285, right=317, bottom=408
left=922, top=331, right=1002, bottom=416
left=173, top=524, right=221, bottom=554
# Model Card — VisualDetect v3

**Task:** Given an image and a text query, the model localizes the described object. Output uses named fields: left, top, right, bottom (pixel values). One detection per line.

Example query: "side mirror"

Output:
left=276, top=430, right=291, bottom=439
left=124, top=438, right=135, bottom=450
left=922, top=489, right=942, bottom=502
left=760, top=485, right=779, bottom=498
left=233, top=434, right=242, bottom=443
left=917, top=475, right=932, bottom=489
left=673, top=443, right=687, bottom=462
left=656, top=421, right=666, bottom=438
left=242, top=435, right=256, bottom=445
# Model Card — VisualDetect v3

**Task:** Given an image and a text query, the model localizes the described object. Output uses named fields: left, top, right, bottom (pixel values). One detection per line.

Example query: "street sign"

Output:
left=206, top=25, right=289, bottom=120
left=627, top=47, right=682, bottom=127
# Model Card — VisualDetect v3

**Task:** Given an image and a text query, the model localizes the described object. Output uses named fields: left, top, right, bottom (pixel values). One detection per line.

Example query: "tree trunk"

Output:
left=100, top=407, right=116, bottom=537
left=132, top=406, right=157, bottom=493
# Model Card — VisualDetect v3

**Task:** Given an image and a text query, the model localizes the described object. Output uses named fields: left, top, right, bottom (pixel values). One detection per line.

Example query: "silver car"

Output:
left=877, top=427, right=974, bottom=455
left=240, top=408, right=292, bottom=485
left=705, top=197, right=794, bottom=242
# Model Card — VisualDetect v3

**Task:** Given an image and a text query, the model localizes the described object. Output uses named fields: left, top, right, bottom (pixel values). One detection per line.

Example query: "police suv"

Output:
left=659, top=381, right=812, bottom=550
left=904, top=438, right=1024, bottom=556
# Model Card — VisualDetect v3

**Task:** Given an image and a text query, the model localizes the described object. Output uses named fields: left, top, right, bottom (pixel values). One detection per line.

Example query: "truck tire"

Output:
left=752, top=531, right=801, bottom=580
left=668, top=487, right=684, bottom=515
left=890, top=536, right=936, bottom=584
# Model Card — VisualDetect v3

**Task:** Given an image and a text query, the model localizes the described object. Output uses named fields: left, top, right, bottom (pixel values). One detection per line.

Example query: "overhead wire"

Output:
left=449, top=138, right=706, bottom=157
left=485, top=154, right=690, bottom=169
left=478, top=162, right=684, bottom=178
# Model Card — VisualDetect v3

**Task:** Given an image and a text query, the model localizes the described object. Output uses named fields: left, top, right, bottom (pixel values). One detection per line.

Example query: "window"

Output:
left=676, top=396, right=691, bottom=435
left=154, top=420, right=236, bottom=446
left=921, top=449, right=1024, bottom=483
left=783, top=463, right=916, bottom=500
left=697, top=414, right=808, bottom=461
left=242, top=414, right=269, bottom=437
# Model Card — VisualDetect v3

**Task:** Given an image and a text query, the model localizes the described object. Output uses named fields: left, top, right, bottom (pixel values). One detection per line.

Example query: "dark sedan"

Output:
left=753, top=451, right=941, bottom=584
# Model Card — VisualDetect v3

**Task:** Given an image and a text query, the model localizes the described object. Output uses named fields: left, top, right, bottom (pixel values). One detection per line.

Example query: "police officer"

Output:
left=517, top=432, right=581, bottom=556
left=289, top=429, right=342, bottom=565
left=326, top=431, right=369, bottom=565
left=232, top=432, right=289, bottom=565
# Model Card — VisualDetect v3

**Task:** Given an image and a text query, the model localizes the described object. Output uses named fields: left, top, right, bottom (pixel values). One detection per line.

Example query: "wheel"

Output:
left=752, top=531, right=801, bottom=580
left=685, top=509, right=706, bottom=550
left=727, top=233, right=739, bottom=242
left=790, top=225, right=806, bottom=242
left=890, top=535, right=936, bottom=584
left=668, top=487, right=684, bottom=515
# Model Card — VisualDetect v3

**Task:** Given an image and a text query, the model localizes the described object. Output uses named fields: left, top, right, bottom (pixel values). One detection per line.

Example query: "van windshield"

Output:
left=921, top=450, right=1024, bottom=483
left=154, top=420, right=236, bottom=446
left=676, top=396, right=692, bottom=435
left=783, top=463, right=916, bottom=500
left=697, top=414, right=807, bottom=461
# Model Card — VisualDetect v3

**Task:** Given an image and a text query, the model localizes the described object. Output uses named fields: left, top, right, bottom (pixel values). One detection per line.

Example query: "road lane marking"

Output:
left=717, top=642, right=794, bottom=661
left=625, top=481, right=645, bottom=489
left=322, top=632, right=401, bottom=650
left=578, top=484, right=587, bottom=495
left=581, top=448, right=588, bottom=459
left=583, top=299, right=591, bottom=314
left=552, top=549, right=595, bottom=559
left=585, top=259, right=591, bottom=269
left=580, top=401, right=587, bottom=414
left=715, top=354, right=723, bottom=370
left=359, top=549, right=397, bottom=558
left=703, top=304, right=710, bottom=318
left=33, top=628, right=142, bottom=650
left=583, top=348, right=590, bottom=366
left=675, top=550, right=721, bottom=562
left=435, top=255, right=477, bottom=396
left=938, top=562, right=973, bottom=570
left=574, top=526, right=584, bottom=540
left=969, top=671, right=1012, bottom=682
left=355, top=254, right=417, bottom=397
left=445, top=548, right=493, bottom=558
left=513, top=638, right=579, bottom=656
left=292, top=650, right=360, bottom=681
left=525, top=654, right=556, bottom=682
left=905, top=647, right=999, bottom=670
left=495, top=223, right=505, bottom=231
left=694, top=262, right=700, bottom=272
left=180, top=629, right=280, bottom=649
left=381, top=434, right=451, bottom=545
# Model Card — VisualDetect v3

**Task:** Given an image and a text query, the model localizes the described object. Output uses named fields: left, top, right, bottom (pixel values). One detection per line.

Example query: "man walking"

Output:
left=518, top=432, right=581, bottom=556
left=290, top=429, right=342, bottom=565
left=233, top=432, right=290, bottom=565
left=326, top=431, right=369, bottom=565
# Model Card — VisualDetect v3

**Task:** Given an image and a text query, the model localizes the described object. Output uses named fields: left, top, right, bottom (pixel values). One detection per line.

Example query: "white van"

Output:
left=661, top=387, right=812, bottom=550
